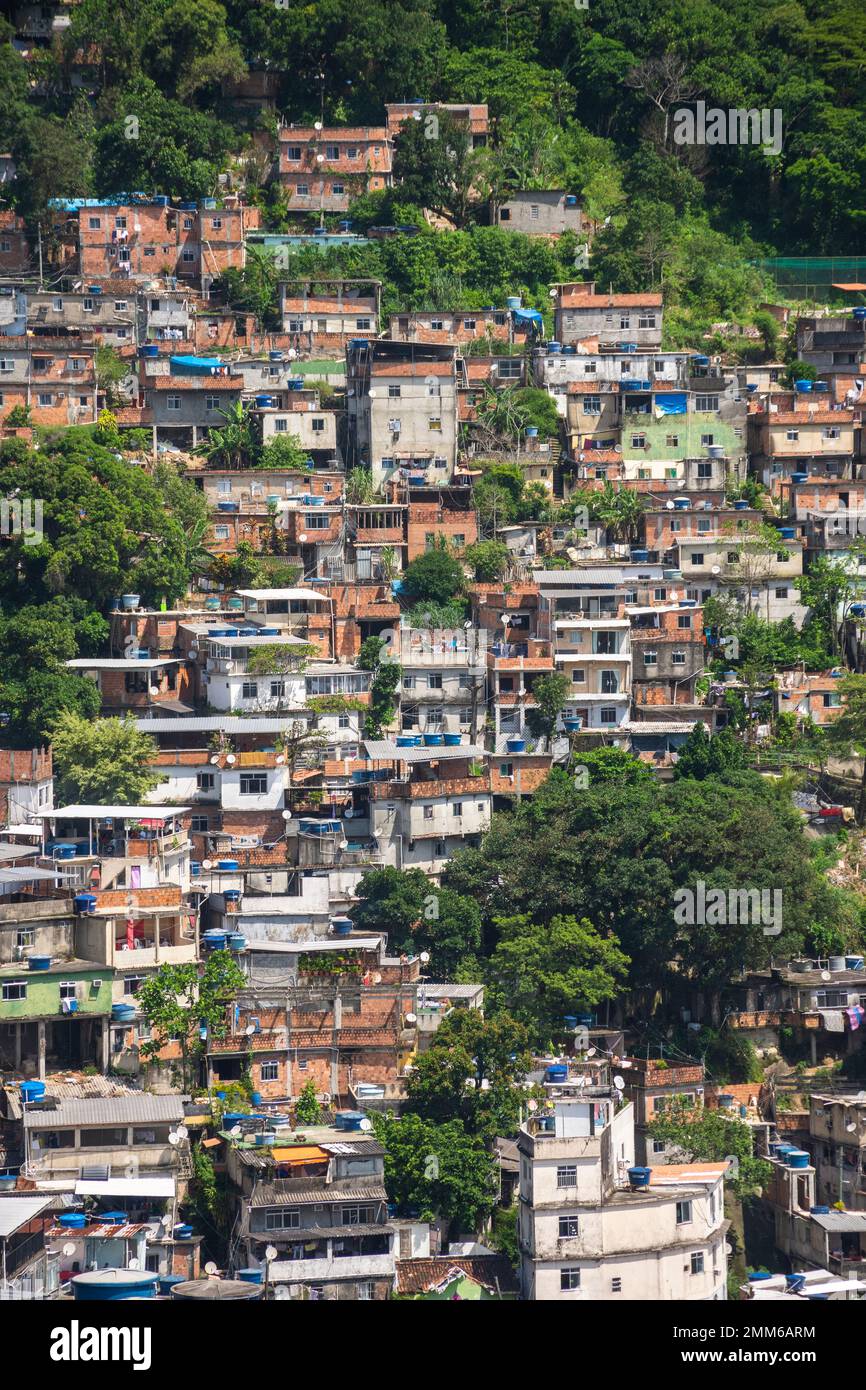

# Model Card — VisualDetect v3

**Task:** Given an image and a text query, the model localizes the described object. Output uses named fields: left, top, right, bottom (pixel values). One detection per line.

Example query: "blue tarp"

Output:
left=654, top=392, right=687, bottom=415
left=512, top=308, right=543, bottom=325
left=169, top=355, right=231, bottom=376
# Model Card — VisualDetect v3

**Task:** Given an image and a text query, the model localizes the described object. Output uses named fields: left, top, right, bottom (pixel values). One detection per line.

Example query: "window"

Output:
left=690, top=1252, right=705, bottom=1275
left=266, top=1209, right=300, bottom=1230
left=16, top=929, right=34, bottom=949
left=652, top=1139, right=666, bottom=1154
left=270, top=680, right=286, bottom=699
left=697, top=461, right=712, bottom=478
left=600, top=707, right=618, bottom=725
left=464, top=318, right=477, bottom=330
left=240, top=773, right=267, bottom=795
left=260, top=1061, right=279, bottom=1081
left=214, top=525, right=230, bottom=541
left=205, top=396, right=220, bottom=411
left=530, top=205, right=539, bottom=220
left=666, top=434, right=680, bottom=447
left=786, top=429, right=799, bottom=442
left=114, top=301, right=128, bottom=311
left=326, top=144, right=340, bottom=160
left=190, top=816, right=209, bottom=834
left=182, top=249, right=195, bottom=263
left=211, top=218, right=222, bottom=231
left=676, top=1200, right=693, bottom=1225
left=38, top=393, right=52, bottom=406
left=197, top=772, right=215, bottom=791
left=560, top=1268, right=581, bottom=1290
left=639, top=315, right=656, bottom=329
left=428, top=417, right=442, bottom=431
left=653, top=587, right=667, bottom=601
left=697, top=518, right=710, bottom=533
left=332, top=183, right=345, bottom=196
left=311, top=418, right=325, bottom=432
left=57, top=981, right=76, bottom=1001
left=631, top=434, right=646, bottom=449
left=671, top=651, right=686, bottom=666
left=357, top=1282, right=374, bottom=1301
left=690, top=553, right=705, bottom=566
left=775, top=587, right=788, bottom=599
left=286, top=144, right=302, bottom=160
left=343, top=1204, right=377, bottom=1225
left=727, top=551, right=739, bottom=565
left=559, top=1215, right=579, bottom=1238
left=88, top=216, right=101, bottom=230
left=123, top=975, right=145, bottom=995
left=499, top=761, right=513, bottom=777
left=452, top=803, right=463, bottom=818
left=355, top=318, right=371, bottom=330
left=166, top=394, right=181, bottom=411
left=700, top=433, right=714, bottom=447
left=677, top=614, right=692, bottom=629
left=241, top=681, right=258, bottom=700
left=696, top=395, right=719, bottom=412
left=643, top=651, right=658, bottom=666
left=584, top=395, right=601, bottom=415
left=296, top=184, right=309, bottom=196
left=557, top=1165, right=577, bottom=1188
left=427, top=674, right=442, bottom=690
left=619, top=315, right=630, bottom=330
left=570, top=669, right=586, bottom=685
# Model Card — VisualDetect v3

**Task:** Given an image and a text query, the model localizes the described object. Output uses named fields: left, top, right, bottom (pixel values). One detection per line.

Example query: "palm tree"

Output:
left=194, top=401, right=258, bottom=470
left=590, top=482, right=645, bottom=543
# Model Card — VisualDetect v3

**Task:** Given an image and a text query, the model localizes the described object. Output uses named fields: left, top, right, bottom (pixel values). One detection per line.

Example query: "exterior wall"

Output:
left=497, top=192, right=583, bottom=236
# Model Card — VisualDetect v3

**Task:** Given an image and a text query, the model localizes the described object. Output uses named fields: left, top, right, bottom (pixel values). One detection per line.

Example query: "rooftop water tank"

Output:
left=28, top=956, right=51, bottom=971
left=72, top=1270, right=158, bottom=1301
left=170, top=1279, right=262, bottom=1301
left=794, top=379, right=813, bottom=392
left=545, top=1064, right=568, bottom=1082
left=786, top=1150, right=810, bottom=1169
left=628, top=1167, right=652, bottom=1190
left=20, top=1081, right=45, bottom=1104
left=227, top=933, right=247, bottom=951
left=507, top=737, right=526, bottom=753
left=58, top=1211, right=87, bottom=1228
left=443, top=732, right=462, bottom=746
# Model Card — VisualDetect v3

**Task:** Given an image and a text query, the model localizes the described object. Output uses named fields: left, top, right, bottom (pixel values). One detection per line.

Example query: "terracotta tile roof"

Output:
left=395, top=1256, right=519, bottom=1295
left=568, top=381, right=620, bottom=393
left=282, top=297, right=376, bottom=313
left=150, top=376, right=244, bottom=390
left=559, top=290, right=663, bottom=309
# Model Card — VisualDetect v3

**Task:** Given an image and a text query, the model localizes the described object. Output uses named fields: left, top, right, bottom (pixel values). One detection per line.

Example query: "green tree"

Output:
left=401, top=545, right=465, bottom=607
left=50, top=712, right=159, bottom=804
left=371, top=1111, right=497, bottom=1233
left=674, top=724, right=746, bottom=781
left=406, top=1010, right=531, bottom=1139
left=294, top=1079, right=322, bottom=1125
left=486, top=913, right=629, bottom=1047
left=463, top=540, right=510, bottom=582
left=577, top=747, right=654, bottom=786
left=138, top=952, right=245, bottom=1089
left=648, top=1103, right=771, bottom=1198
left=822, top=674, right=866, bottom=824
left=392, top=110, right=489, bottom=229
left=525, top=672, right=570, bottom=743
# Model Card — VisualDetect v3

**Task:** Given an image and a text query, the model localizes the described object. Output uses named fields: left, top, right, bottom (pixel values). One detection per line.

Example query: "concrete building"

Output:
left=517, top=1076, right=728, bottom=1300
left=495, top=191, right=584, bottom=237
left=554, top=282, right=663, bottom=350
left=346, top=339, right=459, bottom=490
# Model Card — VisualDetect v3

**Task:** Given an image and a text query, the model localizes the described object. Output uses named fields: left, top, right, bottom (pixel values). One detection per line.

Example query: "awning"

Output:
left=74, top=1177, right=175, bottom=1198
left=272, top=1146, right=328, bottom=1164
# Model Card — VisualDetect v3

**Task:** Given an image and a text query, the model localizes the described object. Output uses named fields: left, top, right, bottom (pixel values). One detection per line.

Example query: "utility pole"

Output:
left=37, top=222, right=43, bottom=290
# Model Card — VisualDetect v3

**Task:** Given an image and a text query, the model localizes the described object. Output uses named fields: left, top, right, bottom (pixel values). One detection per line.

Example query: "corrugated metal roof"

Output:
left=38, top=806, right=191, bottom=819
left=235, top=588, right=329, bottom=602
left=363, top=740, right=484, bottom=761
left=250, top=1181, right=386, bottom=1207
left=538, top=566, right=664, bottom=585
left=0, top=1195, right=53, bottom=1237
left=74, top=1177, right=175, bottom=1197
left=25, top=1095, right=185, bottom=1129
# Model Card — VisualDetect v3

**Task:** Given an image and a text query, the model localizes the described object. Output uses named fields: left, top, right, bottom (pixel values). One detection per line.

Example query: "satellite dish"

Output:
left=821, top=970, right=831, bottom=981
left=299, top=534, right=308, bottom=542
left=711, top=565, right=721, bottom=575
left=177, top=1125, right=188, bottom=1140
left=548, top=288, right=557, bottom=298
left=225, top=754, right=236, bottom=765
left=847, top=1122, right=857, bottom=1133
left=314, top=121, right=323, bottom=131
left=344, top=806, right=354, bottom=818
left=62, top=1242, right=76, bottom=1257
left=613, top=1076, right=625, bottom=1090
left=368, top=389, right=377, bottom=399
left=282, top=809, right=293, bottom=821
left=202, top=859, right=213, bottom=870
left=527, top=1098, right=538, bottom=1112
left=372, top=972, right=382, bottom=984
left=210, top=754, right=220, bottom=764
left=205, top=1261, right=219, bottom=1276
left=419, top=951, right=430, bottom=963
left=340, top=840, right=349, bottom=850
left=168, top=1132, right=180, bottom=1146
left=404, top=1012, right=417, bottom=1024
left=229, top=1125, right=242, bottom=1137
left=245, top=1024, right=256, bottom=1036
left=666, top=500, right=675, bottom=510
left=586, top=1047, right=597, bottom=1057
left=265, top=1245, right=278, bottom=1263
left=359, top=1118, right=373, bottom=1132
left=127, top=1257, right=141, bottom=1270
left=276, top=754, right=285, bottom=764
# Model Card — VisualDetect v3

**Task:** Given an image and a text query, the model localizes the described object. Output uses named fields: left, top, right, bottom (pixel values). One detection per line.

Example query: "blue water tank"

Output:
left=99, top=1212, right=127, bottom=1225
left=443, top=733, right=462, bottom=746
left=158, top=1273, right=186, bottom=1294
left=525, top=426, right=538, bottom=438
left=202, top=931, right=228, bottom=950
left=422, top=733, right=444, bottom=746
left=794, top=379, right=813, bottom=392
left=786, top=1150, right=810, bottom=1169
left=20, top=1081, right=46, bottom=1103
left=545, top=1064, right=568, bottom=1082
left=628, top=1167, right=652, bottom=1190
left=228, top=933, right=246, bottom=951
left=547, top=341, right=561, bottom=354
left=218, top=860, right=239, bottom=871
left=59, top=1212, right=88, bottom=1228
left=237, top=1268, right=263, bottom=1284
left=396, top=735, right=420, bottom=747
left=507, top=737, right=526, bottom=753
left=28, top=956, right=51, bottom=971
left=748, top=1270, right=773, bottom=1281
left=811, top=1205, right=830, bottom=1215
left=73, top=1270, right=158, bottom=1301
left=74, top=893, right=97, bottom=913
left=255, top=395, right=273, bottom=408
